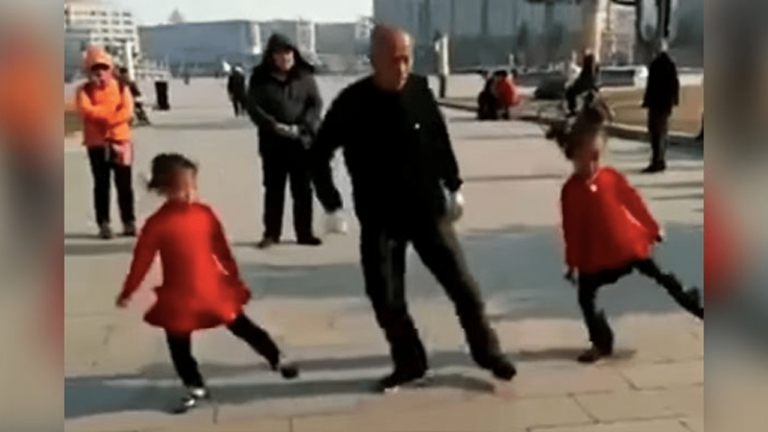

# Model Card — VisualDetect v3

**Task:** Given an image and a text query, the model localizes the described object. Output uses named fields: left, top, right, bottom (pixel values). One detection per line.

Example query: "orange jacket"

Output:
left=496, top=77, right=520, bottom=108
left=0, top=27, right=60, bottom=150
left=561, top=167, right=660, bottom=274
left=76, top=47, right=133, bottom=146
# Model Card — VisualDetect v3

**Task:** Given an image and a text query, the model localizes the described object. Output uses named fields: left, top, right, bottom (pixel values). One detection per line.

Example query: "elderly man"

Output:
left=311, top=25, right=516, bottom=392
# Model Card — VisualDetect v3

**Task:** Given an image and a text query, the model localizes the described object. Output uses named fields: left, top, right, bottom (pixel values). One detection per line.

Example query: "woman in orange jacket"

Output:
left=76, top=46, right=136, bottom=239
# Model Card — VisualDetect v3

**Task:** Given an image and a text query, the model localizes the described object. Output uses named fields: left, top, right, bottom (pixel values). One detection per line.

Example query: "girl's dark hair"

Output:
left=545, top=93, right=613, bottom=159
left=146, top=153, right=198, bottom=191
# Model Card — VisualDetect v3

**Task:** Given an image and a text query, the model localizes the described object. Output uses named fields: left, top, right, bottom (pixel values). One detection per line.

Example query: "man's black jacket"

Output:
left=311, top=74, right=462, bottom=228
left=246, top=34, right=322, bottom=153
left=643, top=52, right=680, bottom=114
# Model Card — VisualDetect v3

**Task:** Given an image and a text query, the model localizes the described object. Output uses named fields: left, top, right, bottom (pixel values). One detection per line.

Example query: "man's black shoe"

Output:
left=375, top=369, right=430, bottom=393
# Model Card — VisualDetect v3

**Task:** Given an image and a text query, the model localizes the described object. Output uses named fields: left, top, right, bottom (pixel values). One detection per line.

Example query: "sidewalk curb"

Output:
left=438, top=100, right=702, bottom=150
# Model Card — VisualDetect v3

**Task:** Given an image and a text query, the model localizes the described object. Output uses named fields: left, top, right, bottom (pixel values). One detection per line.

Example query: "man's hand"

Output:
left=446, top=191, right=465, bottom=222
left=274, top=123, right=301, bottom=139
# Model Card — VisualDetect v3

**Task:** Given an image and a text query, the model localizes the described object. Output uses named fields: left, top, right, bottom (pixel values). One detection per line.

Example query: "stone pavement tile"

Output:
left=65, top=316, right=113, bottom=369
left=680, top=416, right=703, bottom=432
left=612, top=316, right=703, bottom=363
left=614, top=360, right=704, bottom=390
left=292, top=395, right=591, bottom=432
left=138, top=418, right=292, bottom=432
left=215, top=395, right=370, bottom=424
left=356, top=386, right=469, bottom=415
left=528, top=418, right=691, bottom=432
left=574, top=385, right=703, bottom=423
left=507, top=363, right=631, bottom=398
left=494, top=319, right=587, bottom=356
left=65, top=407, right=215, bottom=432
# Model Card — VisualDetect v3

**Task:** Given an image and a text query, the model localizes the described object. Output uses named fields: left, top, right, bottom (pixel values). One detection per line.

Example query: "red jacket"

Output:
left=496, top=78, right=520, bottom=107
left=561, top=167, right=660, bottom=274
left=119, top=202, right=250, bottom=334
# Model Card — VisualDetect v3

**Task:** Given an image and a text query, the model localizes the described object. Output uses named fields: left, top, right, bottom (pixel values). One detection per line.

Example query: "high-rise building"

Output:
left=64, top=0, right=140, bottom=49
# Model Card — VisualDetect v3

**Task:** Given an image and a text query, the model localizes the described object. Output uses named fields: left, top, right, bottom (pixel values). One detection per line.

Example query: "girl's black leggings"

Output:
left=165, top=314, right=281, bottom=389
left=577, top=259, right=704, bottom=351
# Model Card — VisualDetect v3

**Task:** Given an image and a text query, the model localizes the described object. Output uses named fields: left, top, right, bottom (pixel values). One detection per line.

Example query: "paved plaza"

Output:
left=65, top=77, right=704, bottom=432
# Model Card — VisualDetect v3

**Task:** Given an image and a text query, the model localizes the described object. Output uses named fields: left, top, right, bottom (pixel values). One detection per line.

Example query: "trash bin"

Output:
left=154, top=81, right=170, bottom=111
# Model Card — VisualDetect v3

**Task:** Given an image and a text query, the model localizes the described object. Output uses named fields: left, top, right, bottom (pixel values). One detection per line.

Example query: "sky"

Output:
left=126, top=0, right=373, bottom=25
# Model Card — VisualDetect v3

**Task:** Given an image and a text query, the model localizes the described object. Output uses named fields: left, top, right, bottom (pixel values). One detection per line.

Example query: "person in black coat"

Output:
left=565, top=52, right=599, bottom=116
left=642, top=41, right=680, bottom=173
left=246, top=33, right=342, bottom=248
left=310, top=25, right=517, bottom=392
left=227, top=66, right=247, bottom=117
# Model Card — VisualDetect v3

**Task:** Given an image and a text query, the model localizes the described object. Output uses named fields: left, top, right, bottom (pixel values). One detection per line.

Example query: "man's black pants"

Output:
left=231, top=98, right=245, bottom=116
left=86, top=146, right=135, bottom=226
left=312, top=158, right=343, bottom=213
left=360, top=219, right=503, bottom=372
left=647, top=110, right=671, bottom=167
left=261, top=148, right=314, bottom=240
left=165, top=314, right=281, bottom=388
left=577, top=259, right=704, bottom=351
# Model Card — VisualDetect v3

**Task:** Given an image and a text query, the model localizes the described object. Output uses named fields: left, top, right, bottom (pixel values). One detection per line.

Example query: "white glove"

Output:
left=324, top=210, right=348, bottom=235
left=446, top=191, right=465, bottom=222
left=274, top=123, right=301, bottom=139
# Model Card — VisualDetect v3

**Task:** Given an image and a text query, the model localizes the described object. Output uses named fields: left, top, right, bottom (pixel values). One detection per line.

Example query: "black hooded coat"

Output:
left=246, top=33, right=323, bottom=154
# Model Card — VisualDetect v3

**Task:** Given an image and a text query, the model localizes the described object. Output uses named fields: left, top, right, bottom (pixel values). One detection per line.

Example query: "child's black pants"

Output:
left=577, top=259, right=704, bottom=351
left=165, top=314, right=282, bottom=389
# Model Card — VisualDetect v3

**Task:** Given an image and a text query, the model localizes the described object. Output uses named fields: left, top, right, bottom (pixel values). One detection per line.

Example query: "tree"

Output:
left=546, top=24, right=565, bottom=57
left=516, top=24, right=529, bottom=50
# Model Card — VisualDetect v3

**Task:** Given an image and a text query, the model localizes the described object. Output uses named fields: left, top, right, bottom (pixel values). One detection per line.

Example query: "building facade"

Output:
left=259, top=20, right=316, bottom=58
left=138, top=20, right=262, bottom=76
left=64, top=0, right=139, bottom=49
left=373, top=0, right=702, bottom=72
left=64, top=0, right=141, bottom=79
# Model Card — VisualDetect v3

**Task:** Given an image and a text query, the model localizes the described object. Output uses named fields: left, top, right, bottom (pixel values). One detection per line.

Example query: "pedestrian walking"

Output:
left=310, top=25, right=516, bottom=392
left=75, top=46, right=136, bottom=239
left=642, top=40, right=680, bottom=173
left=227, top=66, right=247, bottom=117
left=115, top=153, right=298, bottom=414
left=547, top=100, right=703, bottom=364
left=433, top=31, right=449, bottom=99
left=246, top=33, right=344, bottom=248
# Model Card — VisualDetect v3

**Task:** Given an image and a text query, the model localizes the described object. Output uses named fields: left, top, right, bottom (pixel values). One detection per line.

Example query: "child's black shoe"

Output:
left=271, top=358, right=300, bottom=380
left=171, top=387, right=210, bottom=414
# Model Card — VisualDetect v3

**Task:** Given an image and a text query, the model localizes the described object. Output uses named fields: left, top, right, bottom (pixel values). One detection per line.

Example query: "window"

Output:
left=124, top=20, right=133, bottom=26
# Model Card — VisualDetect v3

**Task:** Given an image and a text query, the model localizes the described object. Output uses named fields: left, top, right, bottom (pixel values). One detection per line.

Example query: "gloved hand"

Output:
left=446, top=190, right=465, bottom=222
left=274, top=123, right=301, bottom=139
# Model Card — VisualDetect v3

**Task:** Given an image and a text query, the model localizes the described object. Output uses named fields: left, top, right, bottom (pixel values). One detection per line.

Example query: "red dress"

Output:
left=560, top=167, right=660, bottom=274
left=118, top=202, right=251, bottom=334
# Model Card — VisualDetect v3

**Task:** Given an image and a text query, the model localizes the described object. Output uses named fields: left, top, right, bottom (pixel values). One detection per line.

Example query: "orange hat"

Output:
left=82, top=46, right=113, bottom=72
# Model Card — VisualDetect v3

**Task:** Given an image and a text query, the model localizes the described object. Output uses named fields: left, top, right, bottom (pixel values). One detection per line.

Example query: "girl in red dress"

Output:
left=548, top=102, right=704, bottom=363
left=116, top=153, right=298, bottom=413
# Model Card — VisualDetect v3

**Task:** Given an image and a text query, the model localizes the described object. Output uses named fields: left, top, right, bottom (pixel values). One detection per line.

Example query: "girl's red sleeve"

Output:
left=118, top=218, right=159, bottom=301
left=612, top=169, right=660, bottom=237
left=560, top=183, right=582, bottom=269
left=209, top=208, right=241, bottom=280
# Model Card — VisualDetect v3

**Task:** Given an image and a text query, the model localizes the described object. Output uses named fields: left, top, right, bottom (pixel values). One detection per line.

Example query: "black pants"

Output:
left=438, top=74, right=447, bottom=99
left=577, top=259, right=704, bottom=351
left=165, top=314, right=281, bottom=389
left=261, top=148, right=314, bottom=240
left=360, top=219, right=503, bottom=372
left=647, top=110, right=671, bottom=166
left=231, top=98, right=244, bottom=116
left=87, top=146, right=135, bottom=226
left=312, top=159, right=343, bottom=213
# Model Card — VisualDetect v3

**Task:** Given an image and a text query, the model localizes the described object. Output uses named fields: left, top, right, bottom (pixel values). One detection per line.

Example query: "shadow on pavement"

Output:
left=65, top=356, right=496, bottom=419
